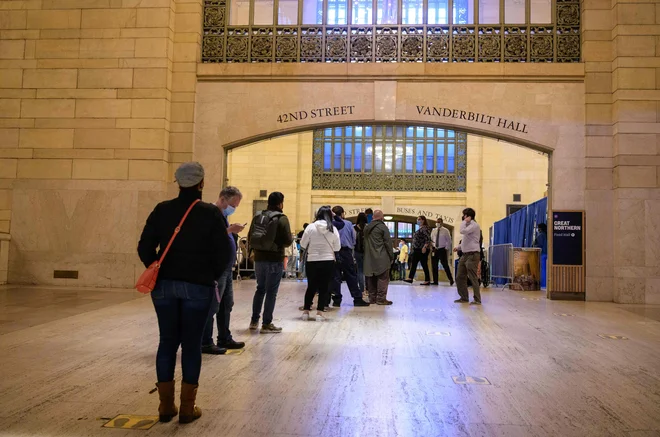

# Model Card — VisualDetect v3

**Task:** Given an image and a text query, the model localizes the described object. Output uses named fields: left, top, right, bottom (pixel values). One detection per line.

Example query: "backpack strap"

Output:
left=157, top=199, right=200, bottom=266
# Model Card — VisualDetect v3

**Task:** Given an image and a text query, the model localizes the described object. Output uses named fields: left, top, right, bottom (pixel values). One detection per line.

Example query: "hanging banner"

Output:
left=550, top=210, right=585, bottom=300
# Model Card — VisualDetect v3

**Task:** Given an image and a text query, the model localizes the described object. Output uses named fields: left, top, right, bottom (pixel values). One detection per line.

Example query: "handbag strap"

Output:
left=156, top=199, right=200, bottom=267
left=321, top=232, right=337, bottom=261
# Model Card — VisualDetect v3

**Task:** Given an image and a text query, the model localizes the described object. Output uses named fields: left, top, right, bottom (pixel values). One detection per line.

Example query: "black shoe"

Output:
left=403, top=279, right=413, bottom=284
left=354, top=299, right=370, bottom=307
left=470, top=301, right=482, bottom=306
left=377, top=300, right=393, bottom=305
left=332, top=301, right=341, bottom=308
left=202, top=344, right=226, bottom=355
left=432, top=282, right=439, bottom=285
left=221, top=339, right=245, bottom=349
left=450, top=280, right=455, bottom=286
left=420, top=282, right=431, bottom=286
left=454, top=299, right=469, bottom=303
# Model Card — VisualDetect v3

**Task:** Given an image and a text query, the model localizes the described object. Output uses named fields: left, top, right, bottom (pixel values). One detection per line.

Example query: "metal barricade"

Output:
left=234, top=236, right=304, bottom=281
left=488, top=243, right=517, bottom=290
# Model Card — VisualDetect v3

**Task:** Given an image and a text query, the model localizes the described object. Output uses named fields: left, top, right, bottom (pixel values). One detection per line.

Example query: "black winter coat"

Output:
left=138, top=189, right=232, bottom=287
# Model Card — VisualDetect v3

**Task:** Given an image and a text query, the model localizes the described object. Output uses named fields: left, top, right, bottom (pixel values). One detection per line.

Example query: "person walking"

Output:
left=353, top=212, right=368, bottom=295
left=329, top=206, right=370, bottom=307
left=363, top=210, right=396, bottom=305
left=404, top=216, right=432, bottom=286
left=248, top=192, right=293, bottom=333
left=398, top=239, right=409, bottom=280
left=138, top=162, right=232, bottom=424
left=533, top=222, right=548, bottom=288
left=430, top=218, right=454, bottom=286
left=300, top=206, right=341, bottom=321
left=201, top=186, right=246, bottom=355
left=454, top=208, right=482, bottom=305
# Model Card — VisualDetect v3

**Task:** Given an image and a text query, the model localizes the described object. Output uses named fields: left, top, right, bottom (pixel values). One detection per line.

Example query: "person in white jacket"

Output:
left=299, top=206, right=341, bottom=321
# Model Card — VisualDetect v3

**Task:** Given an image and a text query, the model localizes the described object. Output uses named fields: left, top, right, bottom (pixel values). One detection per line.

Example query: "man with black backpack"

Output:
left=248, top=192, right=293, bottom=333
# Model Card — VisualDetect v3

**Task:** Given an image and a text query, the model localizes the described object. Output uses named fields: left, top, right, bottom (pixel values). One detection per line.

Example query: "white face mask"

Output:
left=436, top=223, right=442, bottom=228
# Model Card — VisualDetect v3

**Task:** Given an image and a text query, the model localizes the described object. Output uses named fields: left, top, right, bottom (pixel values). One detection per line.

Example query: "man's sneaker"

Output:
left=260, top=323, right=283, bottom=333
left=302, top=312, right=310, bottom=321
left=315, top=312, right=326, bottom=321
left=454, top=299, right=469, bottom=303
left=201, top=344, right=226, bottom=355
left=470, top=301, right=482, bottom=305
left=354, top=299, right=370, bottom=307
left=377, top=300, right=393, bottom=305
left=249, top=322, right=259, bottom=330
left=222, top=339, right=245, bottom=349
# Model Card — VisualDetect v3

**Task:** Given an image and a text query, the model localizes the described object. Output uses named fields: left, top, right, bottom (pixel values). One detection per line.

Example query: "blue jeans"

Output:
left=251, top=261, right=283, bottom=325
left=151, top=279, right=213, bottom=385
left=202, top=269, right=233, bottom=347
left=354, top=251, right=365, bottom=293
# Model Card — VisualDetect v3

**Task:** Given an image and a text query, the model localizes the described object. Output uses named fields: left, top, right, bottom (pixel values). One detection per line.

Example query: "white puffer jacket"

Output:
left=300, top=220, right=340, bottom=262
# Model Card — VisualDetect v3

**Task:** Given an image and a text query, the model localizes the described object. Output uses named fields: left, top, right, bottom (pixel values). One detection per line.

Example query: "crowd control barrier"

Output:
left=488, top=243, right=518, bottom=290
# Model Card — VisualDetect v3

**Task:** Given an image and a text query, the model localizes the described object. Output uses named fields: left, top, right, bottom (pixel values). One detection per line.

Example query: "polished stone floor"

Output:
left=0, top=280, right=659, bottom=437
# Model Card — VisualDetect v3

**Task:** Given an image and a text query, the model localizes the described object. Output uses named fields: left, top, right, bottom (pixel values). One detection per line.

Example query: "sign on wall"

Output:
left=552, top=211, right=583, bottom=266
left=550, top=210, right=585, bottom=300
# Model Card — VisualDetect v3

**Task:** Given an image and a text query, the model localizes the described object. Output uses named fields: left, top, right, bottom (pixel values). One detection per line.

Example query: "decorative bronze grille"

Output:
left=311, top=125, right=468, bottom=192
left=202, top=0, right=580, bottom=63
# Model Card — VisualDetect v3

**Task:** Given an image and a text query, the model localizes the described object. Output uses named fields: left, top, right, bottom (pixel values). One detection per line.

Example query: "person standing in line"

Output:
left=297, top=223, right=309, bottom=279
left=364, top=210, right=396, bottom=305
left=300, top=206, right=341, bottom=321
left=248, top=192, right=293, bottom=333
left=398, top=239, right=409, bottom=280
left=284, top=233, right=299, bottom=279
left=365, top=208, right=374, bottom=223
left=353, top=212, right=368, bottom=296
left=138, top=162, right=231, bottom=424
left=201, top=186, right=246, bottom=355
left=430, top=218, right=455, bottom=286
left=329, top=206, right=371, bottom=307
left=454, top=208, right=482, bottom=305
left=404, top=216, right=432, bottom=286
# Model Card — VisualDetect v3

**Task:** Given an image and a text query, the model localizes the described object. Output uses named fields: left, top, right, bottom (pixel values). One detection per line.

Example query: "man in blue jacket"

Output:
left=329, top=206, right=370, bottom=307
left=202, top=186, right=246, bottom=355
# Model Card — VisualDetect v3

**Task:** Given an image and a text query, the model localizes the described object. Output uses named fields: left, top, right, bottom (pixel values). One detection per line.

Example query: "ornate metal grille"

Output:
left=312, top=125, right=467, bottom=192
left=203, top=0, right=579, bottom=63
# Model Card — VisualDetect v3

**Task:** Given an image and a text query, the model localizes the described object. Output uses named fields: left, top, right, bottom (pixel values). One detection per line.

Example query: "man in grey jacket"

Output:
left=454, top=207, right=482, bottom=305
left=363, top=210, right=396, bottom=305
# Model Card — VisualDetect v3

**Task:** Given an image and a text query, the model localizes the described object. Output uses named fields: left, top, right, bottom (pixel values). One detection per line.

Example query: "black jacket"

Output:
left=137, top=189, right=232, bottom=287
left=248, top=207, right=293, bottom=263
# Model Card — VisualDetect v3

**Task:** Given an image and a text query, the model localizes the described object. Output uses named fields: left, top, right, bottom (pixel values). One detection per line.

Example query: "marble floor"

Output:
left=0, top=281, right=659, bottom=437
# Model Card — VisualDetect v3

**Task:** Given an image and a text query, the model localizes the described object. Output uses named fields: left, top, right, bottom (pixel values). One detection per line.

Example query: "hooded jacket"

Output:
left=363, top=219, right=395, bottom=276
left=300, top=220, right=341, bottom=262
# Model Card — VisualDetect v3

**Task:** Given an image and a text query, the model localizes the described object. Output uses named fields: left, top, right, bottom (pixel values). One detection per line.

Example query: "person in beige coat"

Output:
left=363, top=210, right=396, bottom=305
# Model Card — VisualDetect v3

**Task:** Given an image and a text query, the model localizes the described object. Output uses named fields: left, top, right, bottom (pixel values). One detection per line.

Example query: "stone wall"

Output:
left=0, top=0, right=201, bottom=286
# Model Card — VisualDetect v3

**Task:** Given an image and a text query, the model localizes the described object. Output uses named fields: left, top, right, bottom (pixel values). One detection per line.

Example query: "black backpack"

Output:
left=249, top=210, right=284, bottom=252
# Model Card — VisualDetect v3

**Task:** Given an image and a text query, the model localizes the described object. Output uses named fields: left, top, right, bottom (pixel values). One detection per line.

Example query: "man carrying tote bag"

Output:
left=137, top=162, right=232, bottom=425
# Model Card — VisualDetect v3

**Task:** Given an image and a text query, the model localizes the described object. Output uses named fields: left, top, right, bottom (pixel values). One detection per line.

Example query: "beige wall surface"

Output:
left=0, top=0, right=202, bottom=286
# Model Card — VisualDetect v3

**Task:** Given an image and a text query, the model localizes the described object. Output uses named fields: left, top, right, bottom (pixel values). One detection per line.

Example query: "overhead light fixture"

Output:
left=384, top=216, right=393, bottom=220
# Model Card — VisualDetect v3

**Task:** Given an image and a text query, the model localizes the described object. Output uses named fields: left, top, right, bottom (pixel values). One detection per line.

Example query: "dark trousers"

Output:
left=151, top=279, right=213, bottom=385
left=330, top=248, right=362, bottom=304
left=202, top=268, right=234, bottom=347
left=366, top=270, right=390, bottom=303
left=354, top=251, right=365, bottom=293
left=457, top=252, right=481, bottom=302
left=432, top=248, right=454, bottom=284
left=304, top=260, right=335, bottom=311
left=251, top=261, right=283, bottom=325
left=408, top=250, right=430, bottom=282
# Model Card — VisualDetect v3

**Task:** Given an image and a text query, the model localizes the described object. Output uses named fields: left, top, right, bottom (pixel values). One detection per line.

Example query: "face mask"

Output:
left=436, top=223, right=442, bottom=228
left=399, top=243, right=403, bottom=248
left=223, top=204, right=236, bottom=217
left=417, top=221, right=423, bottom=227
left=367, top=214, right=373, bottom=223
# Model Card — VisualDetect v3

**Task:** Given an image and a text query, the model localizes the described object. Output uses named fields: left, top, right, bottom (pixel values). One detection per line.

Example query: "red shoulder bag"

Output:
left=135, top=199, right=201, bottom=294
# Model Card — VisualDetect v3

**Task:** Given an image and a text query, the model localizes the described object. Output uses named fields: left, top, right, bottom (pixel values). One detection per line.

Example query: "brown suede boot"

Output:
left=156, top=381, right=178, bottom=422
left=179, top=382, right=202, bottom=424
